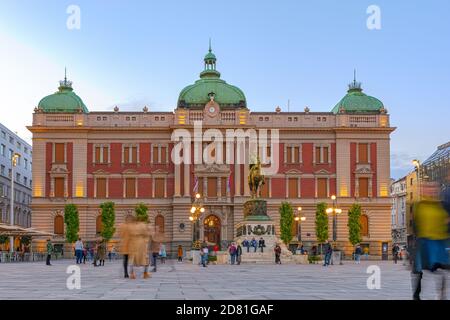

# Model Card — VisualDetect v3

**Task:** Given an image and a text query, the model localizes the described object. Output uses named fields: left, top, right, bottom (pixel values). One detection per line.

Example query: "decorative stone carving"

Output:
left=143, top=106, right=148, bottom=113
left=243, top=199, right=270, bottom=221
left=275, top=106, right=281, bottom=113
left=304, top=106, right=310, bottom=113
left=114, top=106, right=119, bottom=113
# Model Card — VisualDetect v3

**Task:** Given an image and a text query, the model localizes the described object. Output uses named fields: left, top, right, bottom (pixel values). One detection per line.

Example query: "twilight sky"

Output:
left=0, top=0, right=449, bottom=179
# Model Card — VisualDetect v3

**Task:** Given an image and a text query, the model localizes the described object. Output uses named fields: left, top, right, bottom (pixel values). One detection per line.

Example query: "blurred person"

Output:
left=159, top=243, right=167, bottom=264
left=119, top=215, right=134, bottom=278
left=392, top=243, right=400, bottom=264
left=323, top=241, right=332, bottom=267
left=413, top=181, right=449, bottom=300
left=354, top=244, right=362, bottom=264
left=97, top=240, right=106, bottom=266
left=129, top=218, right=151, bottom=279
left=45, top=239, right=53, bottom=266
left=242, top=238, right=250, bottom=253
left=150, top=226, right=163, bottom=272
left=274, top=243, right=282, bottom=264
left=251, top=237, right=257, bottom=252
left=201, top=243, right=209, bottom=267
left=363, top=246, right=369, bottom=260
left=177, top=245, right=183, bottom=262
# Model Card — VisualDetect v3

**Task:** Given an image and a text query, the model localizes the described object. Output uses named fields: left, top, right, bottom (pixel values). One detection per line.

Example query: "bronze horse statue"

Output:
left=248, top=157, right=265, bottom=198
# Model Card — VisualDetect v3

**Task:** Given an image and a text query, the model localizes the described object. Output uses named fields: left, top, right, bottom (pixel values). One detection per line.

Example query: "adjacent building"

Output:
left=390, top=177, right=406, bottom=246
left=0, top=123, right=33, bottom=230
left=29, top=47, right=395, bottom=257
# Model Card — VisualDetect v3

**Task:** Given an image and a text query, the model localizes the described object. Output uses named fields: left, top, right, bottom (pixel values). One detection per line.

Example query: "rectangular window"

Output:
left=153, top=145, right=159, bottom=163
left=131, top=146, right=137, bottom=163
left=55, top=143, right=65, bottom=164
left=160, top=146, right=167, bottom=164
left=288, top=178, right=298, bottom=198
left=24, top=158, right=28, bottom=169
left=323, top=146, right=329, bottom=163
left=154, top=178, right=165, bottom=198
left=9, top=149, right=13, bottom=159
left=0, top=144, right=5, bottom=156
left=0, top=165, right=4, bottom=175
left=358, top=143, right=369, bottom=163
left=23, top=177, right=27, bottom=186
left=207, top=177, right=217, bottom=197
left=103, top=146, right=109, bottom=163
left=359, top=177, right=369, bottom=197
left=95, top=146, right=101, bottom=163
left=293, top=146, right=300, bottom=163
left=315, top=147, right=321, bottom=163
left=123, top=146, right=130, bottom=164
left=96, top=178, right=107, bottom=198
left=317, top=178, right=327, bottom=198
left=54, top=178, right=65, bottom=197
left=125, top=178, right=136, bottom=198
left=286, top=146, right=292, bottom=164
left=16, top=173, right=20, bottom=182
left=221, top=177, right=227, bottom=196
left=197, top=177, right=203, bottom=197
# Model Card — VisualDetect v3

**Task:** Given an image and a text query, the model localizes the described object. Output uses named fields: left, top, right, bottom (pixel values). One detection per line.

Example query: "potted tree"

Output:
left=64, top=204, right=80, bottom=259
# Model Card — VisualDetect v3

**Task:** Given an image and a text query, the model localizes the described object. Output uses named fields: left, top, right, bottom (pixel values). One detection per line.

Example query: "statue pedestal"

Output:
left=235, top=198, right=295, bottom=263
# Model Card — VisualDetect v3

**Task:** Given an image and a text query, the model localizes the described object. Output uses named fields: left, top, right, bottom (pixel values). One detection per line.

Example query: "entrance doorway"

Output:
left=203, top=215, right=221, bottom=246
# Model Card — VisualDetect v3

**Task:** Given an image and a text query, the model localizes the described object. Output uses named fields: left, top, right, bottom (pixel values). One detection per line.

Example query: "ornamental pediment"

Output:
left=285, top=169, right=302, bottom=175
left=354, top=166, right=373, bottom=174
left=92, top=169, right=109, bottom=175
left=151, top=168, right=169, bottom=175
left=122, top=169, right=138, bottom=175
left=195, top=163, right=230, bottom=175
left=50, top=165, right=69, bottom=174
left=314, top=169, right=331, bottom=175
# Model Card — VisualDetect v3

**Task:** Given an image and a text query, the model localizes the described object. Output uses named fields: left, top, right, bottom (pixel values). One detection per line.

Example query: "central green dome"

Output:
left=331, top=80, right=384, bottom=114
left=178, top=45, right=246, bottom=108
left=38, top=77, right=88, bottom=113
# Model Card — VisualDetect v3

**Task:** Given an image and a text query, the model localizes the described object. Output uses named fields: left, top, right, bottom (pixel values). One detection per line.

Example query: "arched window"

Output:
left=360, top=214, right=369, bottom=237
left=54, top=215, right=64, bottom=235
left=96, top=215, right=103, bottom=235
left=155, top=215, right=164, bottom=234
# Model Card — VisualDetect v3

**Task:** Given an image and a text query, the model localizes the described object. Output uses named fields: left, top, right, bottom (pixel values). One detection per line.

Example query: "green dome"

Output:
left=38, top=79, right=88, bottom=113
left=178, top=46, right=246, bottom=108
left=331, top=81, right=384, bottom=114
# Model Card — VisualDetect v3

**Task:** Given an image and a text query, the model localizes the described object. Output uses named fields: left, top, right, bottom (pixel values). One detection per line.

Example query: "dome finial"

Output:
left=348, top=69, right=362, bottom=92
left=64, top=67, right=67, bottom=82
left=59, top=67, right=73, bottom=91
left=209, top=38, right=212, bottom=53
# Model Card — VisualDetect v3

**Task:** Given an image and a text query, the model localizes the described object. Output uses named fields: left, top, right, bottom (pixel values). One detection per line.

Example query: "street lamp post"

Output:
left=294, top=206, right=306, bottom=242
left=189, top=193, right=205, bottom=243
left=412, top=159, right=422, bottom=201
left=326, top=195, right=343, bottom=264
left=10, top=153, right=20, bottom=253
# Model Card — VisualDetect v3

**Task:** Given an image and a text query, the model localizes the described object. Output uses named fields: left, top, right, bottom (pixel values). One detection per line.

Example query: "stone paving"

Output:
left=0, top=259, right=448, bottom=300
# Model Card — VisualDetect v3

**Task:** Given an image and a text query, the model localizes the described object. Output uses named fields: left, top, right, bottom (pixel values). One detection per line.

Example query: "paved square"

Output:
left=0, top=259, right=447, bottom=300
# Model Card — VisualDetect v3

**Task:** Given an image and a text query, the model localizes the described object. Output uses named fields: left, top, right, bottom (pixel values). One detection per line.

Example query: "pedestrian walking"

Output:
left=119, top=215, right=134, bottom=278
left=363, top=246, right=369, bottom=260
left=274, top=244, right=282, bottom=264
left=236, top=242, right=242, bottom=265
left=177, top=245, right=183, bottom=262
left=229, top=243, right=237, bottom=265
left=97, top=240, right=106, bottom=266
left=392, top=243, right=400, bottom=264
left=45, top=239, right=53, bottom=266
left=159, top=243, right=167, bottom=264
left=150, top=227, right=162, bottom=272
left=354, top=244, right=362, bottom=264
left=128, top=218, right=151, bottom=279
left=201, top=244, right=209, bottom=267
left=323, top=241, right=332, bottom=266
left=75, top=237, right=84, bottom=264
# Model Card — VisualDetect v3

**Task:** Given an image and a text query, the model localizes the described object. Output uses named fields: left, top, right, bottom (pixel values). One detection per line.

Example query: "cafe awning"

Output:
left=0, top=223, right=55, bottom=237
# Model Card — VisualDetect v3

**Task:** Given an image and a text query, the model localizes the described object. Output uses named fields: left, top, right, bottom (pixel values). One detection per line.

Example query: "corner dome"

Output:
left=332, top=80, right=384, bottom=114
left=38, top=76, right=88, bottom=113
left=177, top=44, right=246, bottom=109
